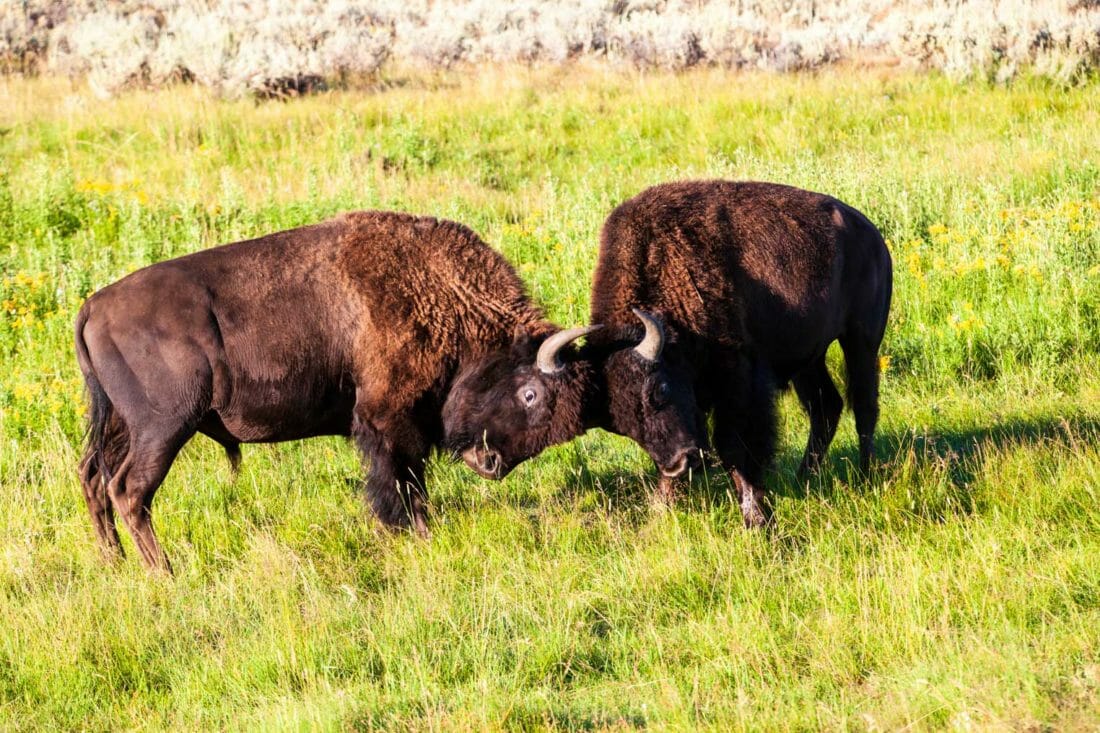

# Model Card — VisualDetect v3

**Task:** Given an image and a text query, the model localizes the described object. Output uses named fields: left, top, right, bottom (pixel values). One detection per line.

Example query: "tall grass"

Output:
left=1, top=68, right=1098, bottom=730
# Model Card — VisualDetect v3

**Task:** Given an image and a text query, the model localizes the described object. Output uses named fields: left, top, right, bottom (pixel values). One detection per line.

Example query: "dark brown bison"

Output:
left=75, top=211, right=596, bottom=571
left=589, top=180, right=893, bottom=526
left=443, top=180, right=891, bottom=529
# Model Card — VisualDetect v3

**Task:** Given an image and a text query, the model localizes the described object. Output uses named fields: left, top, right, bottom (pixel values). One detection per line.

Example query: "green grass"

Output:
left=1, top=67, right=1098, bottom=730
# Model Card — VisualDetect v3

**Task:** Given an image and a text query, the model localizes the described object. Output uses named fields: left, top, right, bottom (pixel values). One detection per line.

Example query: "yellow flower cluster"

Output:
left=949, top=301, right=984, bottom=333
left=902, top=195, right=1098, bottom=287
left=6, top=375, right=85, bottom=424
left=2, top=272, right=52, bottom=331
left=503, top=216, right=565, bottom=255
left=2, top=272, right=47, bottom=289
left=998, top=198, right=1100, bottom=225
left=75, top=177, right=150, bottom=206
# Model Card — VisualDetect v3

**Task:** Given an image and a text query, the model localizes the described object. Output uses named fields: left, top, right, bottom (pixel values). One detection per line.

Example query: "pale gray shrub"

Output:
left=47, top=8, right=159, bottom=95
left=2, top=0, right=1098, bottom=94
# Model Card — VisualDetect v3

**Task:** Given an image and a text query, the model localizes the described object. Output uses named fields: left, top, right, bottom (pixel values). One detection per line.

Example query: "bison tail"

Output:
left=75, top=308, right=129, bottom=485
left=224, top=442, right=242, bottom=475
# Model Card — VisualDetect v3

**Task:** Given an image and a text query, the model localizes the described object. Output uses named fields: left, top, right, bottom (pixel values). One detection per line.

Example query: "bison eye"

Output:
left=651, top=381, right=670, bottom=408
left=519, top=386, right=539, bottom=407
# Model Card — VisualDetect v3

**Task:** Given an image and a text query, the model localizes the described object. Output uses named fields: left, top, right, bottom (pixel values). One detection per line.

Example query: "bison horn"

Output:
left=632, top=308, right=665, bottom=362
left=536, top=325, right=601, bottom=375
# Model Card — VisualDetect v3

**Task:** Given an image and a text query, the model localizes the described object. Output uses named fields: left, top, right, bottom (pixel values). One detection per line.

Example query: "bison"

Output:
left=588, top=180, right=893, bottom=526
left=444, top=180, right=892, bottom=529
left=75, top=211, right=597, bottom=571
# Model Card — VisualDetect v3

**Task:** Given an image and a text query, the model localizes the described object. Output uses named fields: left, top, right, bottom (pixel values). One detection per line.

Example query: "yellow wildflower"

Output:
left=906, top=252, right=922, bottom=275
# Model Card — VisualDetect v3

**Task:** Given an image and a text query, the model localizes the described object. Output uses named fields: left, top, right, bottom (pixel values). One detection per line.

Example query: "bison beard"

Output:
left=74, top=211, right=579, bottom=572
left=589, top=180, right=893, bottom=526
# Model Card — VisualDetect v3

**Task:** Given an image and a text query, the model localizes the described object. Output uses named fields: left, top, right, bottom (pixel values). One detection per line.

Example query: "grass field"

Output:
left=1, top=67, right=1098, bottom=730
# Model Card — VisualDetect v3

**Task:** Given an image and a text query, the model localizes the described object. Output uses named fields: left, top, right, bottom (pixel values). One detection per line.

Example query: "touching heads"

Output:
left=442, top=326, right=599, bottom=479
left=443, top=309, right=705, bottom=484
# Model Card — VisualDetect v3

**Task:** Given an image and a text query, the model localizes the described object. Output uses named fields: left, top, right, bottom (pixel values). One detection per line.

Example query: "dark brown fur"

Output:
left=589, top=180, right=893, bottom=525
left=75, top=211, right=557, bottom=571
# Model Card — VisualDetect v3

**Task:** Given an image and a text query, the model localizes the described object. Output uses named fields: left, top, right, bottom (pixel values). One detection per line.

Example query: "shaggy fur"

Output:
left=588, top=180, right=893, bottom=526
left=75, top=211, right=555, bottom=571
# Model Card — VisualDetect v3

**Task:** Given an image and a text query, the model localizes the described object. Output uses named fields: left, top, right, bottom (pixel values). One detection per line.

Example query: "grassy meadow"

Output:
left=1, top=67, right=1098, bottom=730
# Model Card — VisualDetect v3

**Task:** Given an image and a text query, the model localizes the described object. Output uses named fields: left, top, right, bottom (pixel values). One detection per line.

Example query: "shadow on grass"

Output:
left=785, top=412, right=1097, bottom=495
left=553, top=413, right=1099, bottom=516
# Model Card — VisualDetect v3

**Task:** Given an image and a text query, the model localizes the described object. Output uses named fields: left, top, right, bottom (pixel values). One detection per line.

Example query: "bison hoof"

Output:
left=653, top=475, right=681, bottom=507
left=412, top=513, right=432, bottom=540
left=741, top=498, right=770, bottom=529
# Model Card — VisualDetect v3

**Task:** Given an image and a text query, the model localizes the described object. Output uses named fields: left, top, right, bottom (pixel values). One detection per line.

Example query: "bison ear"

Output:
left=510, top=325, right=538, bottom=360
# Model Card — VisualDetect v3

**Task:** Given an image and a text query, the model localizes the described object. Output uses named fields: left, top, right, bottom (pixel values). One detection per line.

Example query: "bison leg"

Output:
left=106, top=429, right=190, bottom=574
left=80, top=324, right=212, bottom=573
left=840, top=334, right=881, bottom=476
left=713, top=357, right=777, bottom=528
left=792, top=355, right=844, bottom=481
left=352, top=415, right=430, bottom=537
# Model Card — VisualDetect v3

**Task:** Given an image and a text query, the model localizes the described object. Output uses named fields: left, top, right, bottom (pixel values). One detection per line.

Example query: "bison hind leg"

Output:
left=79, top=438, right=124, bottom=560
left=792, top=355, right=844, bottom=480
left=839, top=333, right=882, bottom=477
left=106, top=426, right=194, bottom=574
left=78, top=384, right=130, bottom=560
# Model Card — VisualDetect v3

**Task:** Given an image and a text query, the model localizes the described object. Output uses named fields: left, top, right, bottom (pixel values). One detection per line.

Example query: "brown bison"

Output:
left=445, top=180, right=891, bottom=528
left=75, top=211, right=596, bottom=571
left=589, top=180, right=893, bottom=526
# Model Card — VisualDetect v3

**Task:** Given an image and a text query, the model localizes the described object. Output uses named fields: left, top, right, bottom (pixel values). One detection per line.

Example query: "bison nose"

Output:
left=479, top=450, right=500, bottom=476
left=660, top=448, right=701, bottom=478
left=461, top=445, right=504, bottom=479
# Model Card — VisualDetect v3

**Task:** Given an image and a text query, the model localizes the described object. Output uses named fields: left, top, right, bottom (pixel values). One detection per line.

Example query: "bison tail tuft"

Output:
left=85, top=371, right=117, bottom=481
left=224, top=442, right=242, bottom=475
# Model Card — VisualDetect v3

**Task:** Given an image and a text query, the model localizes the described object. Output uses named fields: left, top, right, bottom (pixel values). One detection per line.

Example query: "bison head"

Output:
left=599, top=309, right=704, bottom=479
left=442, top=326, right=599, bottom=479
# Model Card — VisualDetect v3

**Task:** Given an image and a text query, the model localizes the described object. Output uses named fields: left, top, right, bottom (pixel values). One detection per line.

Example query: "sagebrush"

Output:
left=3, top=1, right=1100, bottom=96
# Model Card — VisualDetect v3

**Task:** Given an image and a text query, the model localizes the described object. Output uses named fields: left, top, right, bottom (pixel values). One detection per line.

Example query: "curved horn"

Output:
left=631, top=308, right=665, bottom=362
left=536, top=325, right=601, bottom=375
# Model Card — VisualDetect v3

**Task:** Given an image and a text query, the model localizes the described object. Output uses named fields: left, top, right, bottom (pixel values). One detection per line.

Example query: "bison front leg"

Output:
left=352, top=415, right=430, bottom=538
left=713, top=357, right=778, bottom=528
